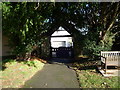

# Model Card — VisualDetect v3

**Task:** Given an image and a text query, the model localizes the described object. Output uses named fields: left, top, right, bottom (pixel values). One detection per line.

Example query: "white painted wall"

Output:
left=51, top=27, right=73, bottom=48
left=51, top=37, right=72, bottom=48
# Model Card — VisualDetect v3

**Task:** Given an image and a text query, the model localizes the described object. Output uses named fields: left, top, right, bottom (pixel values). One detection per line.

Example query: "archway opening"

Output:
left=50, top=26, right=74, bottom=58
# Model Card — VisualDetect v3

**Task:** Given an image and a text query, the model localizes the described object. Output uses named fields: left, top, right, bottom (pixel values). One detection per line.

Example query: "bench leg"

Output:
left=105, top=64, right=107, bottom=74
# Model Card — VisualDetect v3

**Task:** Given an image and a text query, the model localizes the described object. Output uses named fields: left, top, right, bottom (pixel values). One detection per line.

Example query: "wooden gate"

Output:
left=50, top=47, right=74, bottom=58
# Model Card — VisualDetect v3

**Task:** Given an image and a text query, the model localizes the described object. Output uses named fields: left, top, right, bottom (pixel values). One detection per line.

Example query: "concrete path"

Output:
left=23, top=63, right=79, bottom=88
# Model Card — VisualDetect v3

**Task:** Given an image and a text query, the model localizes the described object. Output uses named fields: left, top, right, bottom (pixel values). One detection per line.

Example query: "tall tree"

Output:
left=2, top=2, right=120, bottom=58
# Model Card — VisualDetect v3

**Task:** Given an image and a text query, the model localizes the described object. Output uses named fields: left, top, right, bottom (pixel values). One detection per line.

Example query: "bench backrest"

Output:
left=101, top=51, right=120, bottom=66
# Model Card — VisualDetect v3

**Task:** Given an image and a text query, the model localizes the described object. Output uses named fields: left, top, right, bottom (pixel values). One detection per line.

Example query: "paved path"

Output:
left=23, top=63, right=79, bottom=88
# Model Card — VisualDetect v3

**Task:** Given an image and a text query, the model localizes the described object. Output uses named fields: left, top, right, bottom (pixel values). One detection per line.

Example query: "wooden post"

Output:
left=105, top=57, right=107, bottom=74
left=50, top=47, right=52, bottom=58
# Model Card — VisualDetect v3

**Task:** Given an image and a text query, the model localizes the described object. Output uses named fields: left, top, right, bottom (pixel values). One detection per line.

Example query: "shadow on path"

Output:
left=48, top=58, right=74, bottom=64
left=22, top=63, right=79, bottom=88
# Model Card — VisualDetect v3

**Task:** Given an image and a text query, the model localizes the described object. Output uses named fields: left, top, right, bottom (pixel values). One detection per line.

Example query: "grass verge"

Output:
left=72, top=61, right=119, bottom=88
left=77, top=69, right=119, bottom=88
left=1, top=59, right=45, bottom=88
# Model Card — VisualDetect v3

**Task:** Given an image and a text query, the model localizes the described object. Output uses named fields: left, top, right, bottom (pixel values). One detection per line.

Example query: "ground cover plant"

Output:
left=1, top=59, right=44, bottom=88
left=78, top=69, right=119, bottom=88
left=72, top=59, right=119, bottom=88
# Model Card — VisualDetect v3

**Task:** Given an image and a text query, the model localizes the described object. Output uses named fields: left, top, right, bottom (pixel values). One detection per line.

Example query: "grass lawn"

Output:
left=73, top=60, right=119, bottom=88
left=1, top=59, right=45, bottom=88
left=77, top=69, right=119, bottom=88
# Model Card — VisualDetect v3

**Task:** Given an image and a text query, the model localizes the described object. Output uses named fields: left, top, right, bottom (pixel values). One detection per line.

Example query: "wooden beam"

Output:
left=51, top=35, right=72, bottom=37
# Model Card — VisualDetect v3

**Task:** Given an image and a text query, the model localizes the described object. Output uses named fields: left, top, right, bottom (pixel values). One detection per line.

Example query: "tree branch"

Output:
left=101, top=2, right=120, bottom=41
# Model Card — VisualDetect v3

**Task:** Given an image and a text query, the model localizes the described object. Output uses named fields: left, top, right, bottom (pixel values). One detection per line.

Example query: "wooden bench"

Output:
left=101, top=51, right=120, bottom=73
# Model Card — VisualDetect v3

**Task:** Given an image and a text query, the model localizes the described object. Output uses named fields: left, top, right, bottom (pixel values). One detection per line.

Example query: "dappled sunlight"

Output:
left=68, top=58, right=119, bottom=88
left=2, top=59, right=45, bottom=88
left=2, top=2, right=120, bottom=88
left=78, top=69, right=119, bottom=88
left=22, top=63, right=79, bottom=88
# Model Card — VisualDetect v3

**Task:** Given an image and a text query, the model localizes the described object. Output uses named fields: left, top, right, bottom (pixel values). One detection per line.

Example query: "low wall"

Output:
left=2, top=35, right=13, bottom=56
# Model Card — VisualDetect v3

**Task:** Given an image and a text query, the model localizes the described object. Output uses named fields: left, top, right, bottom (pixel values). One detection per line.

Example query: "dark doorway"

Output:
left=51, top=47, right=73, bottom=58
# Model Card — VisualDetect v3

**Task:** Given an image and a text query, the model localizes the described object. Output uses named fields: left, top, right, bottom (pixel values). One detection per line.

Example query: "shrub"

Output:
left=82, top=32, right=114, bottom=59
left=23, top=60, right=40, bottom=67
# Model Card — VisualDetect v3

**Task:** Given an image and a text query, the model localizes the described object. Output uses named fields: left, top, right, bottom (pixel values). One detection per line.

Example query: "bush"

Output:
left=82, top=35, right=113, bottom=58
left=23, top=60, right=40, bottom=67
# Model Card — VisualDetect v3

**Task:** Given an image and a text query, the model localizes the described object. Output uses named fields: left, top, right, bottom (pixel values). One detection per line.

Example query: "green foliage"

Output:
left=2, top=59, right=15, bottom=65
left=82, top=32, right=114, bottom=58
left=2, top=2, right=51, bottom=56
left=24, top=60, right=37, bottom=67
left=2, top=2, right=120, bottom=58
left=83, top=39, right=111, bottom=57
